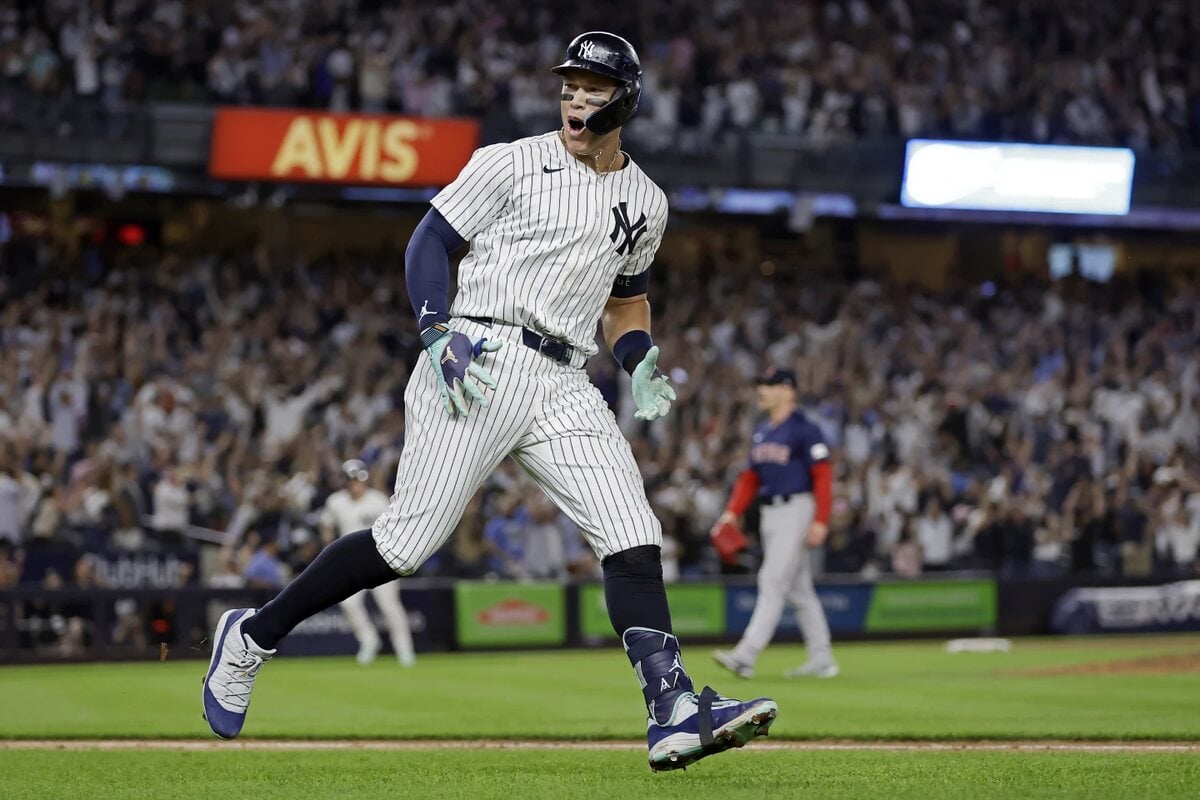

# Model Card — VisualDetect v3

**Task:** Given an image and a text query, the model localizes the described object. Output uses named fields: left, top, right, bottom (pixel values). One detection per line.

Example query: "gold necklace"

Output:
left=560, top=127, right=621, bottom=173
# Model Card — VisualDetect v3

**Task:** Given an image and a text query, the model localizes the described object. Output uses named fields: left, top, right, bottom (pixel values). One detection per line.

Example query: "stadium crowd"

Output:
left=3, top=0, right=1200, bottom=150
left=1, top=229, right=1198, bottom=588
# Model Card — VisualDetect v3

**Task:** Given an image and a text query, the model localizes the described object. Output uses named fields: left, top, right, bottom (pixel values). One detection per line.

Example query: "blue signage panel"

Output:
left=725, top=584, right=872, bottom=636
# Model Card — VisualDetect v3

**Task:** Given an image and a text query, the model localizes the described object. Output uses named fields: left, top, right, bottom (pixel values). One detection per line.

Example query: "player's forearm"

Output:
left=725, top=468, right=761, bottom=516
left=811, top=461, right=833, bottom=524
left=603, top=295, right=652, bottom=374
left=406, top=208, right=465, bottom=341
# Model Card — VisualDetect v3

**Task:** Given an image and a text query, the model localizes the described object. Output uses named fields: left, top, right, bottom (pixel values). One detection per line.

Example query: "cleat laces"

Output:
left=217, top=651, right=266, bottom=710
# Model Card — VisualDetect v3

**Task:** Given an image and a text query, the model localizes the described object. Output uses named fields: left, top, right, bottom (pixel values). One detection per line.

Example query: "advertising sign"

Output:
left=20, top=549, right=199, bottom=589
left=210, top=108, right=479, bottom=186
left=865, top=579, right=997, bottom=632
left=275, top=586, right=454, bottom=657
left=1051, top=580, right=1200, bottom=634
left=455, top=582, right=565, bottom=648
left=725, top=584, right=873, bottom=636
left=580, top=583, right=725, bottom=640
left=901, top=140, right=1134, bottom=215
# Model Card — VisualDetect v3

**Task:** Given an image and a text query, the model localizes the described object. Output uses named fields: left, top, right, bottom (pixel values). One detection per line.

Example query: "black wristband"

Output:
left=613, top=330, right=652, bottom=375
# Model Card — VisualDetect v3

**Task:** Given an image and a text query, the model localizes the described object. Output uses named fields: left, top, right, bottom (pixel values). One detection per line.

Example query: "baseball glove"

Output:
left=710, top=518, right=748, bottom=565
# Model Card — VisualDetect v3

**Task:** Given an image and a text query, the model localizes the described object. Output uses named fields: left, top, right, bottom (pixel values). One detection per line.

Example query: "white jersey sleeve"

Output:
left=431, top=142, right=514, bottom=241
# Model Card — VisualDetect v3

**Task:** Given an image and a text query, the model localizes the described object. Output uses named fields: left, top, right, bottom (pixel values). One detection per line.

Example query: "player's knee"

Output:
left=601, top=544, right=663, bottom=579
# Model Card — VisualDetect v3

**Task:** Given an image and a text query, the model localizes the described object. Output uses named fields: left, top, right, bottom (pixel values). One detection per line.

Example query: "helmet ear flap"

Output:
left=583, top=77, right=641, bottom=135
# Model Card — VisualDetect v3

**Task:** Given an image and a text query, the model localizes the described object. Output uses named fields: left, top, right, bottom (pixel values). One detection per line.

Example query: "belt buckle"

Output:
left=539, top=337, right=569, bottom=363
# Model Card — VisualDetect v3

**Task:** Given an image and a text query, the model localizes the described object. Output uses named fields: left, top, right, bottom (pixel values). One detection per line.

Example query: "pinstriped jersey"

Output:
left=431, top=130, right=668, bottom=356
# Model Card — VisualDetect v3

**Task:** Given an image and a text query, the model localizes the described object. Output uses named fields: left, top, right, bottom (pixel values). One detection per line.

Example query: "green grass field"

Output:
left=2, top=635, right=1198, bottom=798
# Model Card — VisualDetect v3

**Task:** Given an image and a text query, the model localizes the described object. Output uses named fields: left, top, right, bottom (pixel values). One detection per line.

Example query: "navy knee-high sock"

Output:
left=242, top=529, right=397, bottom=650
left=602, top=544, right=673, bottom=635
left=603, top=545, right=694, bottom=722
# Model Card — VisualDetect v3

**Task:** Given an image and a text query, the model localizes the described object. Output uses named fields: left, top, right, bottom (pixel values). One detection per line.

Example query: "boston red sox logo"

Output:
left=609, top=201, right=648, bottom=255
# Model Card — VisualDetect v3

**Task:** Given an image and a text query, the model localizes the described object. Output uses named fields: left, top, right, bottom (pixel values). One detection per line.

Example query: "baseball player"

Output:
left=319, top=460, right=416, bottom=667
left=712, top=367, right=838, bottom=679
left=202, top=31, right=776, bottom=770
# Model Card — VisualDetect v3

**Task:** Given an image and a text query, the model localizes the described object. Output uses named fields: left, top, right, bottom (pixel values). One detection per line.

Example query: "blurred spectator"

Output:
left=149, top=466, right=190, bottom=544
left=1156, top=500, right=1200, bottom=575
left=483, top=490, right=527, bottom=578
left=0, top=442, right=39, bottom=544
left=891, top=520, right=923, bottom=578
left=517, top=495, right=591, bottom=581
left=0, top=540, right=22, bottom=588
left=4, top=1, right=1200, bottom=152
left=243, top=534, right=286, bottom=589
left=0, top=220, right=1198, bottom=583
left=914, top=496, right=954, bottom=570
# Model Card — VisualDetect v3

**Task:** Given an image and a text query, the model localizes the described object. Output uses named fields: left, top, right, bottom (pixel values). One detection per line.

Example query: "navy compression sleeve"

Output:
left=406, top=207, right=465, bottom=331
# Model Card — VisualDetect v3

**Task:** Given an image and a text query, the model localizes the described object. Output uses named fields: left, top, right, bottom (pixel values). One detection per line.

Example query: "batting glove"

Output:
left=631, top=346, right=676, bottom=421
left=422, top=324, right=503, bottom=418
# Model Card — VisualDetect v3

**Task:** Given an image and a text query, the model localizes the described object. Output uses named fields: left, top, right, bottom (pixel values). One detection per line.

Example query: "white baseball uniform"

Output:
left=322, top=487, right=415, bottom=664
left=372, top=131, right=669, bottom=574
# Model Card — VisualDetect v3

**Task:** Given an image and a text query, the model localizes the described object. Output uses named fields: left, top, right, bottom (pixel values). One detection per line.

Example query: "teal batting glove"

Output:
left=423, top=324, right=503, bottom=418
left=631, top=346, right=676, bottom=421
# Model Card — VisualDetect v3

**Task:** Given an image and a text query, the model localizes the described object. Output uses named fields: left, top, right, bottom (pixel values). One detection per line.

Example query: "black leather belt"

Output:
left=465, top=316, right=577, bottom=366
left=762, top=493, right=802, bottom=506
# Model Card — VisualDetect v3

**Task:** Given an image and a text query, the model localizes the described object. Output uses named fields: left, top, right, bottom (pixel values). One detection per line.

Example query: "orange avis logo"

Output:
left=209, top=109, right=479, bottom=187
left=476, top=598, right=551, bottom=626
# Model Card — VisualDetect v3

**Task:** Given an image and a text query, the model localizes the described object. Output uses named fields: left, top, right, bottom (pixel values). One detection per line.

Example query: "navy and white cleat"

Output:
left=647, top=687, right=778, bottom=772
left=201, top=608, right=274, bottom=739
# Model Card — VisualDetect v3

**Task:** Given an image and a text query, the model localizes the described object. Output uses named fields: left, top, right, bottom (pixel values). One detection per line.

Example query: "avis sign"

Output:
left=209, top=108, right=479, bottom=186
left=454, top=582, right=565, bottom=648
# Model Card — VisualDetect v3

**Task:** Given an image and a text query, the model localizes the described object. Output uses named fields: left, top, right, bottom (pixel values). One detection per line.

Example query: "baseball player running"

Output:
left=320, top=460, right=415, bottom=667
left=202, top=32, right=776, bottom=771
left=712, top=367, right=838, bottom=679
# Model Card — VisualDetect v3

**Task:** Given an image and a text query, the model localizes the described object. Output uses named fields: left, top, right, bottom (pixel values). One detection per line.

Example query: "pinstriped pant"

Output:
left=372, top=318, right=661, bottom=575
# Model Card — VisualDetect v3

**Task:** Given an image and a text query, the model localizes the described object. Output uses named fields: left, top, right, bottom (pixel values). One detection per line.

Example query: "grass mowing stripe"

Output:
left=1, top=749, right=1198, bottom=800
left=1, top=639, right=1198, bottom=741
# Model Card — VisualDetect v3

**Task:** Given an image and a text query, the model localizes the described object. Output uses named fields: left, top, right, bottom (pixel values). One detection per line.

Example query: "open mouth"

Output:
left=566, top=117, right=586, bottom=136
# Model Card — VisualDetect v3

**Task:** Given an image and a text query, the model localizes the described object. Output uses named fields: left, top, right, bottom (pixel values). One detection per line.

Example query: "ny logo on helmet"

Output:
left=578, top=40, right=597, bottom=60
left=609, top=202, right=648, bottom=255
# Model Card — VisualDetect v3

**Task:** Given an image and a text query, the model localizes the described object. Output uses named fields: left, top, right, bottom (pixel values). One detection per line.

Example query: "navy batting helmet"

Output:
left=551, top=31, right=642, bottom=135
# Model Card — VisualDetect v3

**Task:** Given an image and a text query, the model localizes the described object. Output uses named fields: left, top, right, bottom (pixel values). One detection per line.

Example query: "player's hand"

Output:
left=631, top=346, right=676, bottom=421
left=710, top=512, right=748, bottom=565
left=424, top=329, right=503, bottom=418
left=806, top=521, right=829, bottom=548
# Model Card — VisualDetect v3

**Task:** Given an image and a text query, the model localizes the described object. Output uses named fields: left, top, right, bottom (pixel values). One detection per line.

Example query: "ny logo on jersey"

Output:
left=578, top=40, right=598, bottom=61
left=609, top=202, right=648, bottom=255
